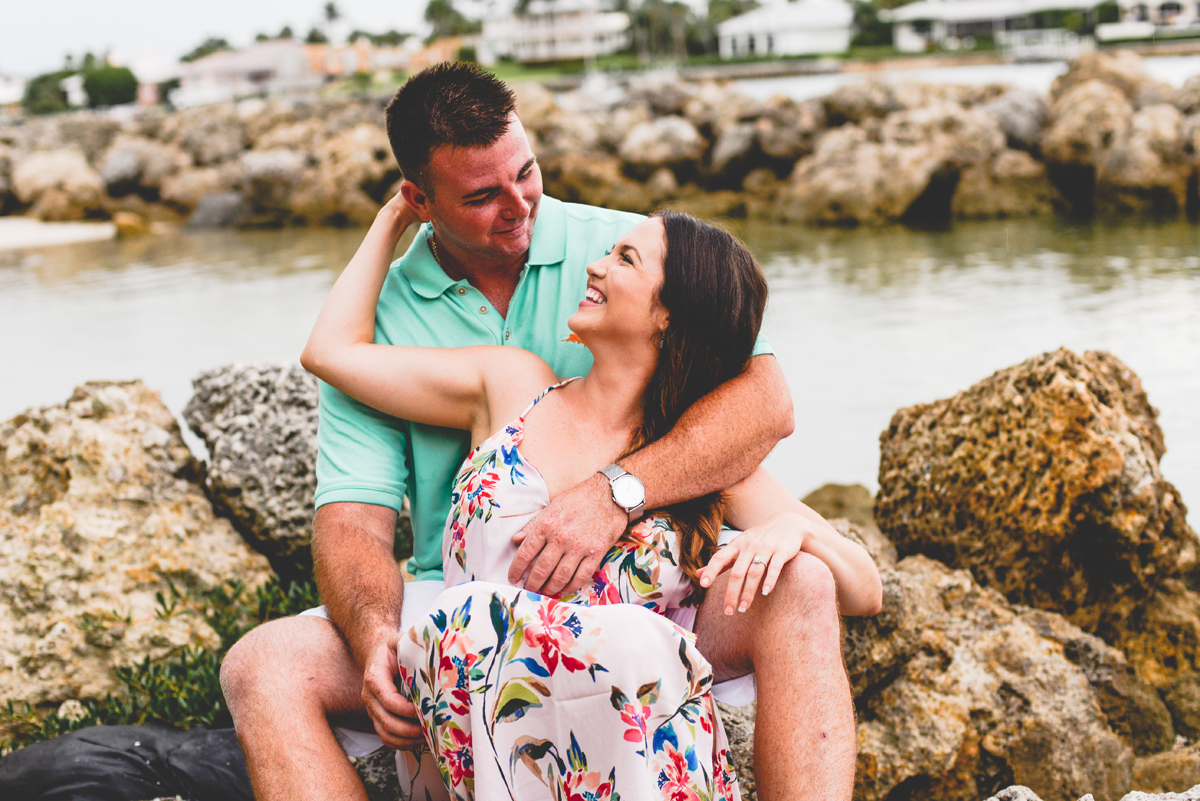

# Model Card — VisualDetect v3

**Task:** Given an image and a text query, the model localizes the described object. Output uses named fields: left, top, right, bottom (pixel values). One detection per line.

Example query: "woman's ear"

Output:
left=399, top=180, right=434, bottom=223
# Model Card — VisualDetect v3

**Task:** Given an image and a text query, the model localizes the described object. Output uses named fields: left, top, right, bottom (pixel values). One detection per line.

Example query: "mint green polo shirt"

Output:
left=314, top=196, right=772, bottom=582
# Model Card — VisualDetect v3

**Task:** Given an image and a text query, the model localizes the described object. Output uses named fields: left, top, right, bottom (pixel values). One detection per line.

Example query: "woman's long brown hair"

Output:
left=620, top=211, right=768, bottom=605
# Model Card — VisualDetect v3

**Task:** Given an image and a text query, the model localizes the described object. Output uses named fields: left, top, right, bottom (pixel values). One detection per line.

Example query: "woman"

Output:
left=302, top=195, right=881, bottom=801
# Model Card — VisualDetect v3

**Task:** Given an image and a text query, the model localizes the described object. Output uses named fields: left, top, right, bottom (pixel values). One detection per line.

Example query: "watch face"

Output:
left=611, top=474, right=645, bottom=508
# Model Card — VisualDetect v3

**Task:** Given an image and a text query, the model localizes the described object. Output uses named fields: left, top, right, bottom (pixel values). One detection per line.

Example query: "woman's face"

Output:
left=568, top=217, right=668, bottom=350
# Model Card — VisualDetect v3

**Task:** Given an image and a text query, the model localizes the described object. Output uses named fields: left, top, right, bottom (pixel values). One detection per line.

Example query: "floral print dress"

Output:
left=394, top=381, right=740, bottom=801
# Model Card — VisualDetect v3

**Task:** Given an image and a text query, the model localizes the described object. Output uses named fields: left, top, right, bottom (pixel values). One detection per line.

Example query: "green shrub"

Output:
left=82, top=66, right=138, bottom=108
left=0, top=576, right=320, bottom=755
left=21, top=71, right=73, bottom=116
left=1097, top=2, right=1120, bottom=23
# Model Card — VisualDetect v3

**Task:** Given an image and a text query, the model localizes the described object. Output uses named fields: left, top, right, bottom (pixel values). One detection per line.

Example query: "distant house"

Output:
left=480, top=0, right=631, bottom=65
left=1097, top=0, right=1200, bottom=40
left=716, top=0, right=854, bottom=59
left=0, top=73, right=26, bottom=109
left=884, top=0, right=1103, bottom=57
left=174, top=40, right=322, bottom=107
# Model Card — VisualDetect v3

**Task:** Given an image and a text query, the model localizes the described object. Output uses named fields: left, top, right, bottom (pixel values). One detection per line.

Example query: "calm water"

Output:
left=2, top=218, right=1198, bottom=524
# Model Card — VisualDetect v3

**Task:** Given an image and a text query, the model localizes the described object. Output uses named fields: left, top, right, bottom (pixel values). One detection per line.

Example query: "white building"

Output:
left=480, top=0, right=631, bottom=65
left=716, top=0, right=854, bottom=59
left=173, top=40, right=322, bottom=108
left=885, top=0, right=1101, bottom=57
left=0, top=73, right=26, bottom=107
left=1097, top=0, right=1200, bottom=41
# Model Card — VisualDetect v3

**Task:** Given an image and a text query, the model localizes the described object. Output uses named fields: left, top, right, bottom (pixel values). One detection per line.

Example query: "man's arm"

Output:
left=312, top=503, right=423, bottom=750
left=510, top=354, right=794, bottom=594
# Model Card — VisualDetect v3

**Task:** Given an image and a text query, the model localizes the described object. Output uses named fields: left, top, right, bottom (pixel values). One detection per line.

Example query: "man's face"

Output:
left=423, top=115, right=543, bottom=267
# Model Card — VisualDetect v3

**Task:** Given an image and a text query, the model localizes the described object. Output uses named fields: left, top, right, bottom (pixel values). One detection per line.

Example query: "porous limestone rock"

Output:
left=952, top=149, right=1062, bottom=219
left=0, top=382, right=272, bottom=732
left=753, top=96, right=824, bottom=164
left=157, top=104, right=246, bottom=166
left=11, top=149, right=106, bottom=221
left=777, top=103, right=1005, bottom=225
left=1164, top=673, right=1200, bottom=742
left=100, top=135, right=192, bottom=198
left=844, top=556, right=1132, bottom=801
left=1132, top=744, right=1200, bottom=795
left=540, top=152, right=655, bottom=214
left=289, top=123, right=398, bottom=227
left=977, top=89, right=1048, bottom=153
left=618, top=116, right=706, bottom=180
left=1049, top=50, right=1174, bottom=109
left=875, top=349, right=1200, bottom=687
left=184, top=364, right=320, bottom=578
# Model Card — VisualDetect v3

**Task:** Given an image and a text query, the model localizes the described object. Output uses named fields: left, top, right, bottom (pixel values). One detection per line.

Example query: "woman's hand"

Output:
left=698, top=511, right=811, bottom=616
left=381, top=188, right=422, bottom=235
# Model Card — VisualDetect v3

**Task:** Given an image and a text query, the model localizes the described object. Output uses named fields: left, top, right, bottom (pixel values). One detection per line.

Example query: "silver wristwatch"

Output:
left=599, top=463, right=645, bottom=523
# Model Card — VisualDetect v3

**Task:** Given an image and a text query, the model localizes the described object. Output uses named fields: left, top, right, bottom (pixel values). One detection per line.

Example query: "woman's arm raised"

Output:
left=699, top=467, right=883, bottom=617
left=301, top=195, right=494, bottom=435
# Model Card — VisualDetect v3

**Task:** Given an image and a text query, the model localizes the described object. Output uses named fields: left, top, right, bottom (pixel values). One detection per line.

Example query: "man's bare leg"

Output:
left=695, top=552, right=856, bottom=800
left=221, top=615, right=372, bottom=801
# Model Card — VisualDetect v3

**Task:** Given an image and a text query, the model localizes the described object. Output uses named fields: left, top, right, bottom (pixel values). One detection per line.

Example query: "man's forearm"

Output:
left=622, top=354, right=793, bottom=509
left=311, top=502, right=406, bottom=669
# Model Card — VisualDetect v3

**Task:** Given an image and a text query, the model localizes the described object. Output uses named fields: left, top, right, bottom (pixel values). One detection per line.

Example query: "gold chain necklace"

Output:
left=427, top=228, right=442, bottom=269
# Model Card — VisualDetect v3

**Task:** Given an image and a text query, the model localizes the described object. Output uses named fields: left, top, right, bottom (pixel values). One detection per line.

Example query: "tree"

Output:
left=305, top=27, right=330, bottom=44
left=181, top=37, right=232, bottom=63
left=255, top=32, right=271, bottom=42
left=851, top=1, right=893, bottom=46
left=82, top=66, right=138, bottom=107
left=22, top=71, right=72, bottom=115
left=279, top=25, right=295, bottom=39
left=707, top=0, right=758, bottom=28
left=626, top=0, right=701, bottom=61
left=324, top=2, right=341, bottom=24
left=425, top=0, right=482, bottom=41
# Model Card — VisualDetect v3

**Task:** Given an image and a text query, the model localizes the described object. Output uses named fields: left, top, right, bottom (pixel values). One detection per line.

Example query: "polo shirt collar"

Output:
left=402, top=196, right=567, bottom=300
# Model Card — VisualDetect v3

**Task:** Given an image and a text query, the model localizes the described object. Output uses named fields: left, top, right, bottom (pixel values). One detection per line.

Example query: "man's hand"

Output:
left=509, top=472, right=625, bottom=595
left=362, top=633, right=424, bottom=751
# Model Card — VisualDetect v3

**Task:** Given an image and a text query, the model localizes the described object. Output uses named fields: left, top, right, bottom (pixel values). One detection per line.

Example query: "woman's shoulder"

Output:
left=475, top=346, right=561, bottom=422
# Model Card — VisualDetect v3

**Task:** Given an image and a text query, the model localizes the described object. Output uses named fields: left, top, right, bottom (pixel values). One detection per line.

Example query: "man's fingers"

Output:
left=542, top=554, right=582, bottom=597
left=524, top=546, right=564, bottom=594
left=563, top=553, right=602, bottom=596
left=508, top=526, right=546, bottom=584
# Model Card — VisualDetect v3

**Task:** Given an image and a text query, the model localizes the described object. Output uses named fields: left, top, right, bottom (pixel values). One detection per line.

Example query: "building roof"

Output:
left=717, top=0, right=854, bottom=34
left=885, top=0, right=1098, bottom=23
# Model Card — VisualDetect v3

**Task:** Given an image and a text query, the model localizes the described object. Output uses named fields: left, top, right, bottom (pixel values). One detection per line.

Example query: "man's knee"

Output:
left=771, top=552, right=838, bottom=616
left=221, top=616, right=349, bottom=716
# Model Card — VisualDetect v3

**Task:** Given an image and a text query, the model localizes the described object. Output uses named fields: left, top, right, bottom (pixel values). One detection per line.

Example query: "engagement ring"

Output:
left=751, top=556, right=766, bottom=565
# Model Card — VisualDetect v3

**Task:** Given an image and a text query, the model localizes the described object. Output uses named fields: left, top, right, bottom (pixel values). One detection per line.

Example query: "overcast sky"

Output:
left=0, top=0, right=495, bottom=78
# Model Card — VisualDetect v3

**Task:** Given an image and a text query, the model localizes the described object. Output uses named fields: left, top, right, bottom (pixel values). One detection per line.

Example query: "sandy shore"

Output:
left=0, top=217, right=116, bottom=251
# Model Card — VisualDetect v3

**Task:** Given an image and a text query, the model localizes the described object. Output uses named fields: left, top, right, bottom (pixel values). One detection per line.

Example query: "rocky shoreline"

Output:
left=2, top=347, right=1199, bottom=800
left=1, top=50, right=1198, bottom=233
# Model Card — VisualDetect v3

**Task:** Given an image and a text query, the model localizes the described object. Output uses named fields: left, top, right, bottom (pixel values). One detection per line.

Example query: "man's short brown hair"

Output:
left=385, top=62, right=517, bottom=196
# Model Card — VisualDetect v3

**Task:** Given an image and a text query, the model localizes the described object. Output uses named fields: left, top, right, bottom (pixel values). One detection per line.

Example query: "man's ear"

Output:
left=399, top=180, right=434, bottom=223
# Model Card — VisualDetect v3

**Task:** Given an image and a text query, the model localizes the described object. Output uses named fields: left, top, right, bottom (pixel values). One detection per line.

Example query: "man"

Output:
left=220, top=63, right=855, bottom=801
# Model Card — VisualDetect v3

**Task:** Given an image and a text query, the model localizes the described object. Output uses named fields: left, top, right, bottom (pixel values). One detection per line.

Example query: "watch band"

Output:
left=599, top=463, right=645, bottom=523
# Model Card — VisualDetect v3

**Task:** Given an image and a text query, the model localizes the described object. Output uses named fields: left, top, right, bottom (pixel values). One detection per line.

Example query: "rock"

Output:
left=239, top=148, right=309, bottom=226
left=511, top=81, right=558, bottom=134
left=1175, top=76, right=1200, bottom=116
left=706, top=122, right=758, bottom=186
left=1021, top=608, right=1175, bottom=756
left=539, top=151, right=655, bottom=214
left=11, top=149, right=106, bottom=221
left=822, top=81, right=903, bottom=127
left=593, top=104, right=653, bottom=154
left=801, top=483, right=877, bottom=529
left=844, top=555, right=1132, bottom=801
left=777, top=103, right=1004, bottom=225
left=985, top=788, right=1045, bottom=801
left=753, top=96, right=824, bottom=164
left=717, top=700, right=756, bottom=800
left=618, top=116, right=706, bottom=181
left=875, top=349, right=1200, bottom=687
left=1165, top=673, right=1200, bottom=741
left=159, top=105, right=246, bottom=166
left=100, top=135, right=192, bottom=198
left=1132, top=744, right=1200, bottom=795
left=0, top=382, right=272, bottom=731
left=682, top=81, right=762, bottom=141
left=741, top=168, right=782, bottom=204
left=350, top=749, right=402, bottom=801
left=186, top=191, right=246, bottom=229
left=645, top=166, right=679, bottom=201
left=1050, top=51, right=1174, bottom=110
left=160, top=165, right=239, bottom=212
left=831, top=517, right=897, bottom=570
left=289, top=123, right=397, bottom=227
left=183, top=364, right=320, bottom=578
left=622, top=75, right=697, bottom=117
left=1095, top=104, right=1191, bottom=215
left=978, top=89, right=1048, bottom=153
left=952, top=149, right=1063, bottom=219
left=1041, top=81, right=1133, bottom=172
left=113, top=211, right=150, bottom=238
